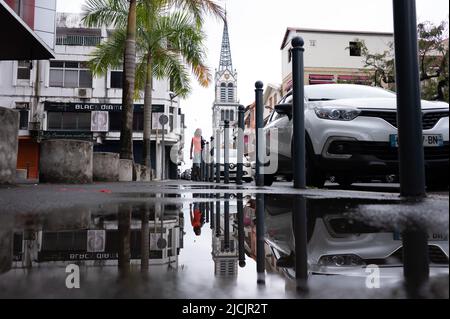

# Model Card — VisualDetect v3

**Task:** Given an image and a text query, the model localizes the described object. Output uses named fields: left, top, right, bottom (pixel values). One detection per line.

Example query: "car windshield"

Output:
left=304, top=84, right=396, bottom=101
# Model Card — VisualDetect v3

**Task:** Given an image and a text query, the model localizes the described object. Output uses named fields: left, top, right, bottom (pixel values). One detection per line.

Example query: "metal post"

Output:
left=205, top=142, right=210, bottom=182
left=392, top=0, right=429, bottom=296
left=291, top=37, right=306, bottom=189
left=210, top=196, right=215, bottom=229
left=236, top=105, right=245, bottom=185
left=161, top=122, right=165, bottom=180
left=224, top=120, right=230, bottom=184
left=256, top=193, right=265, bottom=284
left=215, top=193, right=221, bottom=237
left=210, top=137, right=215, bottom=182
left=293, top=195, right=308, bottom=292
left=216, top=129, right=221, bottom=183
left=224, top=193, right=230, bottom=249
left=393, top=0, right=426, bottom=198
left=237, top=193, right=246, bottom=267
left=255, top=81, right=264, bottom=187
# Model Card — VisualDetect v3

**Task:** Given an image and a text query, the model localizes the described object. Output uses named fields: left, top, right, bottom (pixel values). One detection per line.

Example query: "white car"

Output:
left=264, top=84, right=449, bottom=188
left=218, top=149, right=252, bottom=182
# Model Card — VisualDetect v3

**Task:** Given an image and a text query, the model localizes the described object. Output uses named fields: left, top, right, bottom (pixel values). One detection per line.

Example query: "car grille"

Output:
left=390, top=245, right=449, bottom=265
left=360, top=110, right=449, bottom=130
left=328, top=141, right=449, bottom=161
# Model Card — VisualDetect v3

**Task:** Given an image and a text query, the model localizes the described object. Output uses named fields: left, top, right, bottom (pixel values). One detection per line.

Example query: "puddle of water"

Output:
left=0, top=193, right=448, bottom=299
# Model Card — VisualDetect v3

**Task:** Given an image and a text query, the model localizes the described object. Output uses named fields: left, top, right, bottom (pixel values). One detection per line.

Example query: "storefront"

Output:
left=43, top=101, right=166, bottom=169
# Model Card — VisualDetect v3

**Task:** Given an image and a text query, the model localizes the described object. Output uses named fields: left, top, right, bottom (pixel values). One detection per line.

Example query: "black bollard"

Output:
left=402, top=229, right=430, bottom=298
left=256, top=193, right=265, bottom=284
left=393, top=0, right=426, bottom=198
left=293, top=195, right=308, bottom=292
left=393, top=0, right=429, bottom=297
left=237, top=193, right=246, bottom=267
left=200, top=146, right=205, bottom=182
left=224, top=193, right=230, bottom=249
left=210, top=136, right=215, bottom=182
left=224, top=120, right=230, bottom=184
left=205, top=199, right=210, bottom=224
left=216, top=129, right=221, bottom=184
left=291, top=37, right=306, bottom=189
left=255, top=81, right=264, bottom=187
left=236, top=105, right=245, bottom=185
left=210, top=198, right=215, bottom=229
left=205, top=142, right=210, bottom=182
left=215, top=194, right=221, bottom=237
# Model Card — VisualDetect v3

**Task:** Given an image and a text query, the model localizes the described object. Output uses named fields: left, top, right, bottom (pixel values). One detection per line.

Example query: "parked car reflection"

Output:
left=243, top=194, right=449, bottom=280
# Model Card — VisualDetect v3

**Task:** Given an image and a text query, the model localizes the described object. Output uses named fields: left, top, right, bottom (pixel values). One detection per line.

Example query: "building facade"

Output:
left=0, top=12, right=185, bottom=180
left=281, top=28, right=394, bottom=95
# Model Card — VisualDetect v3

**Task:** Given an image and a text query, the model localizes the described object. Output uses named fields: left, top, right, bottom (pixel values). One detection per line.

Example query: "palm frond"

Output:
left=82, top=0, right=129, bottom=28
left=88, top=29, right=127, bottom=76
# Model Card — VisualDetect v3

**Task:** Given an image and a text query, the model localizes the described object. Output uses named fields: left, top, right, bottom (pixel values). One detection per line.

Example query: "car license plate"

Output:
left=390, top=134, right=444, bottom=147
left=393, top=231, right=448, bottom=241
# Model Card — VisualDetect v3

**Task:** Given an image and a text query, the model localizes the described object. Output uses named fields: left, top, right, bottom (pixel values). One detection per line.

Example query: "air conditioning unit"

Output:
left=78, top=88, right=92, bottom=98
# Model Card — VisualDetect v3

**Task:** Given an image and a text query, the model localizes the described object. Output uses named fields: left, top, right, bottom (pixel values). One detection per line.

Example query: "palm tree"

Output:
left=83, top=0, right=224, bottom=168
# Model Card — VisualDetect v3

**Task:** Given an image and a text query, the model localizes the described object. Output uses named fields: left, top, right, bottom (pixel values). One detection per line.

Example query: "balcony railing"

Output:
left=56, top=35, right=102, bottom=47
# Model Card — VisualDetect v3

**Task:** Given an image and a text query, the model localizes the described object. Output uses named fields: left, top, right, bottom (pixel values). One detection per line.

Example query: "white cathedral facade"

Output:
left=212, top=19, right=239, bottom=132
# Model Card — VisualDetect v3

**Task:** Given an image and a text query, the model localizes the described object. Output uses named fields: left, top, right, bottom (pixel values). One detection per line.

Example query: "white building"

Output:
left=281, top=28, right=394, bottom=94
left=212, top=18, right=239, bottom=134
left=0, top=12, right=185, bottom=180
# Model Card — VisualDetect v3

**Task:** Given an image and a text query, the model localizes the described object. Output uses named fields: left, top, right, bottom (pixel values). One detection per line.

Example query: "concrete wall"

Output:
left=39, top=139, right=93, bottom=183
left=93, top=152, right=119, bottom=182
left=0, top=107, right=19, bottom=184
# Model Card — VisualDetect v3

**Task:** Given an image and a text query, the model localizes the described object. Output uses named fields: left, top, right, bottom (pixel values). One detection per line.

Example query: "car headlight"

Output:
left=318, top=254, right=365, bottom=267
left=314, top=107, right=361, bottom=121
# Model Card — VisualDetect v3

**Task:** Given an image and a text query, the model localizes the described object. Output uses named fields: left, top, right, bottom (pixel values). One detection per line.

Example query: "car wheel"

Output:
left=305, top=152, right=326, bottom=188
left=336, top=176, right=354, bottom=188
left=263, top=174, right=274, bottom=186
left=426, top=176, right=449, bottom=191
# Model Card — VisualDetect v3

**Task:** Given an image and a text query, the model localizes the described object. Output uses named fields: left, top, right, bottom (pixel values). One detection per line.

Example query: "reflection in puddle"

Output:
left=0, top=192, right=448, bottom=298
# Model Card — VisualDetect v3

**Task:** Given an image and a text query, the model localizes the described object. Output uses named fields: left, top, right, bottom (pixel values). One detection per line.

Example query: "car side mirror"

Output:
left=275, top=103, right=292, bottom=120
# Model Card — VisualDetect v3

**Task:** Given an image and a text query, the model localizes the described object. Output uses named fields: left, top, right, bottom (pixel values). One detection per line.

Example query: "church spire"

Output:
left=218, top=13, right=233, bottom=72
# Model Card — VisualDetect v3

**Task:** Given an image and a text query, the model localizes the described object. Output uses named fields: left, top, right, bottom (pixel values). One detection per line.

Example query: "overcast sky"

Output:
left=57, top=0, right=449, bottom=168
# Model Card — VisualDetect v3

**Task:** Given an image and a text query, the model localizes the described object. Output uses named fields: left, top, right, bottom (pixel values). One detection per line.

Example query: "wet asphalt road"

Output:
left=0, top=180, right=448, bottom=299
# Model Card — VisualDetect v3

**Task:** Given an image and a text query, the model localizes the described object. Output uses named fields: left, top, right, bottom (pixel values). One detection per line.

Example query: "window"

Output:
left=110, top=111, right=144, bottom=132
left=17, top=61, right=31, bottom=80
left=109, top=113, right=121, bottom=131
left=310, top=40, right=317, bottom=47
left=227, top=83, right=234, bottom=102
left=220, top=83, right=226, bottom=102
left=110, top=70, right=123, bottom=89
left=349, top=41, right=362, bottom=57
left=230, top=110, right=234, bottom=122
left=133, top=112, right=144, bottom=132
left=15, top=102, right=29, bottom=129
left=49, top=61, right=93, bottom=88
left=221, top=110, right=225, bottom=121
left=47, top=112, right=91, bottom=131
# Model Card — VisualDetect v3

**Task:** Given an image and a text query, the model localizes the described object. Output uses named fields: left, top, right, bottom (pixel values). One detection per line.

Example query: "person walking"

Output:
left=190, top=128, right=205, bottom=181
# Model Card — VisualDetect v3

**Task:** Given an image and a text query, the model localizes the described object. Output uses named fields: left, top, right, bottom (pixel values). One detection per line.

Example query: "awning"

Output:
left=0, top=1, right=54, bottom=60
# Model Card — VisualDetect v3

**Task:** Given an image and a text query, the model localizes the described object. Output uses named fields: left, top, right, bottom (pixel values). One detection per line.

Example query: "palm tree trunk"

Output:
left=143, top=52, right=153, bottom=168
left=118, top=203, right=131, bottom=277
left=120, top=0, right=137, bottom=160
left=140, top=204, right=150, bottom=272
